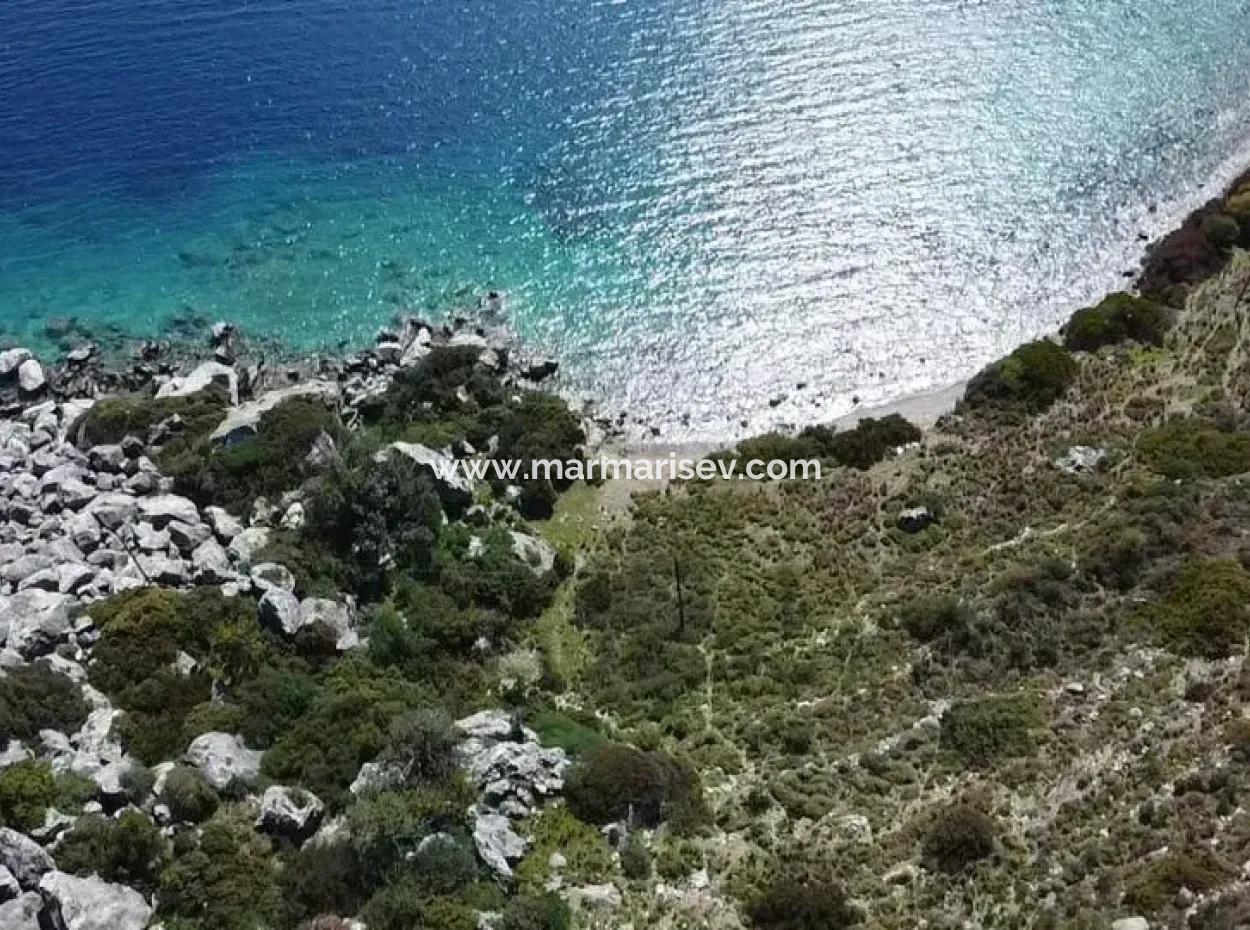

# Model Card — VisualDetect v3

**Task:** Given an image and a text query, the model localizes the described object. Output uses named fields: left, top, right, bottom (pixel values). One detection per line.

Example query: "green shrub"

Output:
left=921, top=803, right=996, bottom=873
left=88, top=587, right=260, bottom=763
left=1203, top=213, right=1242, bottom=248
left=346, top=784, right=474, bottom=885
left=157, top=806, right=285, bottom=930
left=283, top=837, right=368, bottom=925
left=899, top=597, right=978, bottom=650
left=55, top=810, right=167, bottom=891
left=161, top=765, right=220, bottom=823
left=564, top=743, right=707, bottom=832
left=0, top=662, right=90, bottom=742
left=963, top=341, right=1078, bottom=413
left=940, top=694, right=1045, bottom=767
left=1146, top=558, right=1250, bottom=659
left=1063, top=292, right=1171, bottom=351
left=303, top=451, right=442, bottom=599
left=530, top=710, right=607, bottom=757
left=361, top=876, right=477, bottom=930
left=167, top=396, right=343, bottom=515
left=1139, top=419, right=1250, bottom=480
left=436, top=534, right=558, bottom=619
left=381, top=710, right=460, bottom=784
left=620, top=841, right=653, bottom=880
left=821, top=415, right=922, bottom=470
left=499, top=894, right=572, bottom=930
left=1123, top=849, right=1232, bottom=912
left=77, top=389, right=227, bottom=449
left=515, top=807, right=613, bottom=894
left=0, top=760, right=57, bottom=832
left=747, top=877, right=861, bottom=930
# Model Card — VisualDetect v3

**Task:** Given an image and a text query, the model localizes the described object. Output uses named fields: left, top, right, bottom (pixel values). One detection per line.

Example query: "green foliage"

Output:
left=747, top=876, right=861, bottom=930
left=1203, top=213, right=1242, bottom=248
left=157, top=806, right=285, bottom=930
left=921, top=803, right=996, bottom=873
left=899, top=596, right=977, bottom=649
left=493, top=392, right=586, bottom=519
left=56, top=810, right=167, bottom=891
left=303, top=451, right=442, bottom=599
left=1123, top=849, right=1232, bottom=912
left=347, top=784, right=475, bottom=886
left=620, top=841, right=653, bottom=880
left=361, top=876, right=477, bottom=930
left=381, top=710, right=460, bottom=784
left=261, top=658, right=426, bottom=808
left=1062, top=292, right=1171, bottom=351
left=436, top=531, right=558, bottom=620
left=963, top=340, right=1078, bottom=413
left=166, top=396, right=343, bottom=515
left=0, top=760, right=56, bottom=832
left=515, top=807, right=613, bottom=894
left=499, top=894, right=572, bottom=930
left=88, top=587, right=261, bottom=763
left=77, top=389, right=227, bottom=449
left=283, top=837, right=368, bottom=926
left=161, top=765, right=220, bottom=823
left=529, top=710, right=608, bottom=757
left=820, top=415, right=923, bottom=470
left=0, top=662, right=90, bottom=743
left=940, top=693, right=1045, bottom=767
left=1139, top=418, right=1250, bottom=480
left=1146, top=558, right=1250, bottom=659
left=564, top=743, right=707, bottom=832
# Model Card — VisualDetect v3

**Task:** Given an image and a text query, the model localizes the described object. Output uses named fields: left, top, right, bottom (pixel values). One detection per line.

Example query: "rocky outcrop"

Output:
left=379, top=442, right=473, bottom=510
left=0, top=829, right=55, bottom=891
left=185, top=732, right=262, bottom=790
left=38, top=871, right=152, bottom=930
left=210, top=382, right=339, bottom=448
left=257, top=786, right=325, bottom=844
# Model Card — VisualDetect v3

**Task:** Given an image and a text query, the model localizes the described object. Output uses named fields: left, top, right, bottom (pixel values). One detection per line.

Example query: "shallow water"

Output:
left=2, top=0, right=1250, bottom=438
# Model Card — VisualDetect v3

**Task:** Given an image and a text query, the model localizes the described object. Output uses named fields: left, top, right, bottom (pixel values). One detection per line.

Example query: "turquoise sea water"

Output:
left=2, top=1, right=1250, bottom=438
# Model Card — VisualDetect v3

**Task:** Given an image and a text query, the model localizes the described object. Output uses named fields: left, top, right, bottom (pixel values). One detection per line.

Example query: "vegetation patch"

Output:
left=1139, top=418, right=1250, bottom=480
left=1144, top=558, right=1250, bottom=659
left=963, top=340, right=1078, bottom=412
left=0, top=661, right=90, bottom=742
left=940, top=693, right=1045, bottom=768
left=1063, top=292, right=1172, bottom=351
left=564, top=742, right=707, bottom=832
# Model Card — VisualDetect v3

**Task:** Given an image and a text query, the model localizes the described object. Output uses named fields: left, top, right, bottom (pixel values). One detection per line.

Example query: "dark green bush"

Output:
left=821, top=415, right=922, bottom=470
left=77, top=389, right=228, bottom=449
left=303, top=451, right=443, bottom=599
left=1063, top=292, right=1172, bottom=351
left=157, top=807, right=286, bottom=930
left=564, top=743, right=707, bottom=832
left=436, top=536, right=558, bottom=619
left=499, top=894, right=572, bottom=930
left=1203, top=213, right=1242, bottom=248
left=0, top=760, right=57, bottom=832
left=55, top=810, right=167, bottom=891
left=360, top=876, right=477, bottom=930
left=1146, top=558, right=1250, bottom=659
left=0, top=662, right=90, bottom=743
left=283, top=837, right=368, bottom=925
left=940, top=693, right=1044, bottom=767
left=167, top=396, right=343, bottom=515
left=1139, top=418, right=1250, bottom=480
left=747, top=877, right=861, bottom=930
left=899, top=597, right=978, bottom=651
left=346, top=784, right=474, bottom=885
left=161, top=765, right=220, bottom=823
left=1123, top=849, right=1232, bottom=912
left=381, top=709, right=460, bottom=784
left=620, top=841, right=653, bottom=880
left=88, top=587, right=262, bottom=763
left=963, top=341, right=1078, bottom=413
left=921, top=803, right=996, bottom=873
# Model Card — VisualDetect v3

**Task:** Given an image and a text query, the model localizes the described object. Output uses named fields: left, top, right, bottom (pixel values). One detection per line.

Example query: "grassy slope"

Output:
left=550, top=253, right=1250, bottom=929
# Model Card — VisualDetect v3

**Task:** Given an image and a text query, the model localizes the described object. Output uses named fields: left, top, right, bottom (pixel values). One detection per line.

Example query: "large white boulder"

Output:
left=185, top=733, right=262, bottom=790
left=38, top=871, right=152, bottom=930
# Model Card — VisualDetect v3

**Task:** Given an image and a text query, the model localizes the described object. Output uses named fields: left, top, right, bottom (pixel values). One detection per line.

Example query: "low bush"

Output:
left=499, top=894, right=572, bottom=930
left=55, top=810, right=167, bottom=891
left=515, top=807, right=613, bottom=894
left=820, top=415, right=922, bottom=470
left=963, top=341, right=1077, bottom=413
left=161, top=764, right=220, bottom=823
left=529, top=710, right=607, bottom=757
left=1123, top=849, right=1233, bottom=912
left=620, top=840, right=653, bottom=880
left=921, top=803, right=996, bottom=873
left=940, top=693, right=1045, bottom=767
left=76, top=389, right=227, bottom=449
left=0, top=760, right=57, bottom=832
left=283, top=837, right=368, bottom=925
left=564, top=743, right=707, bottom=832
left=1139, top=418, right=1250, bottom=480
left=360, top=876, right=477, bottom=930
left=302, top=451, right=443, bottom=599
left=346, top=784, right=474, bottom=885
left=381, top=709, right=460, bottom=785
left=0, top=662, right=90, bottom=743
left=1062, top=292, right=1171, bottom=351
left=157, top=806, right=286, bottom=930
left=167, top=396, right=343, bottom=515
left=747, top=876, right=861, bottom=930
left=899, top=597, right=979, bottom=652
left=1146, top=558, right=1250, bottom=659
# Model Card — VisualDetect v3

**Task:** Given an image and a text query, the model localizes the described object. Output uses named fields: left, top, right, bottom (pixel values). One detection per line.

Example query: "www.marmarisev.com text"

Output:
left=429, top=456, right=823, bottom=483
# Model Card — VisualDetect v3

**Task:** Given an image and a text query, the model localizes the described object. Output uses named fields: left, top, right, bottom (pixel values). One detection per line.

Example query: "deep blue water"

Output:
left=3, top=0, right=1250, bottom=438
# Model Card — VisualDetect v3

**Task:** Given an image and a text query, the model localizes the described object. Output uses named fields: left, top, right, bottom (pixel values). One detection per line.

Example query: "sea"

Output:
left=2, top=0, right=1250, bottom=439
